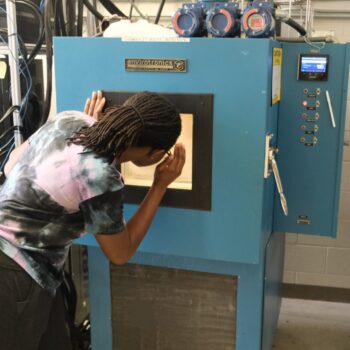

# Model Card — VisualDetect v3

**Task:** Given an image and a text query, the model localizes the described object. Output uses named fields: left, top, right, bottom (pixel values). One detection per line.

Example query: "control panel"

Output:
left=299, top=87, right=321, bottom=147
left=273, top=43, right=350, bottom=237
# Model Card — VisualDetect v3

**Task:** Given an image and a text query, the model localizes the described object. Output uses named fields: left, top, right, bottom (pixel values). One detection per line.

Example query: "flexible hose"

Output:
left=285, top=17, right=307, bottom=36
left=0, top=0, right=45, bottom=66
left=81, top=0, right=104, bottom=21
left=0, top=105, right=20, bottom=124
left=55, top=0, right=67, bottom=36
left=154, top=0, right=166, bottom=24
left=67, top=0, right=77, bottom=36
left=274, top=9, right=307, bottom=37
left=55, top=0, right=62, bottom=36
left=99, top=0, right=127, bottom=18
left=77, top=0, right=84, bottom=36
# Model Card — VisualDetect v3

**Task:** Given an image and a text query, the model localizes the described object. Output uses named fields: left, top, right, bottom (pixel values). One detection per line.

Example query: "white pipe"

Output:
left=6, top=0, right=22, bottom=147
left=288, top=0, right=292, bottom=17
left=86, top=0, right=98, bottom=36
left=287, top=0, right=292, bottom=37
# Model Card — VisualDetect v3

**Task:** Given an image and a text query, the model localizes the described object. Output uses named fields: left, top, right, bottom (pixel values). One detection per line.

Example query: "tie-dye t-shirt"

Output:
left=0, top=111, right=125, bottom=295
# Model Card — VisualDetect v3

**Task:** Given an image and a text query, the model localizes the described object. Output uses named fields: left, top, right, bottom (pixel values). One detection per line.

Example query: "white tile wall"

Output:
left=346, top=104, right=350, bottom=128
left=334, top=220, right=350, bottom=248
left=343, top=132, right=350, bottom=161
left=341, top=163, right=350, bottom=191
left=297, top=220, right=350, bottom=248
left=285, top=244, right=327, bottom=273
left=339, top=191, right=350, bottom=220
left=297, top=234, right=335, bottom=247
left=285, top=233, right=298, bottom=244
left=285, top=245, right=327, bottom=273
left=283, top=271, right=296, bottom=284
left=326, top=248, right=350, bottom=275
left=295, top=272, right=350, bottom=289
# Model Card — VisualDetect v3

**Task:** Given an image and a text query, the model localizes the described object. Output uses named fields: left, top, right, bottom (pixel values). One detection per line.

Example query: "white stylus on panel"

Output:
left=325, top=90, right=336, bottom=128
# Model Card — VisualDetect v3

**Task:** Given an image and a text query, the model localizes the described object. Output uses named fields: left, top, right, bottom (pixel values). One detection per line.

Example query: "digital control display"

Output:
left=301, top=56, right=327, bottom=73
left=298, top=54, right=329, bottom=81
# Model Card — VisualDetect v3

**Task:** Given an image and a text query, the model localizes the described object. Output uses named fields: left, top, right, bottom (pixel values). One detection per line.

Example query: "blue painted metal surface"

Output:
left=54, top=38, right=349, bottom=350
left=273, top=43, right=350, bottom=236
left=55, top=37, right=279, bottom=265
left=87, top=238, right=283, bottom=350
left=261, top=232, right=285, bottom=350
left=87, top=245, right=267, bottom=350
left=87, top=248, right=113, bottom=350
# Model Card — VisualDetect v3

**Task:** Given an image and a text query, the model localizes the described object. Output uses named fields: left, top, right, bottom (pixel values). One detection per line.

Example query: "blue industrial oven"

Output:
left=54, top=38, right=349, bottom=350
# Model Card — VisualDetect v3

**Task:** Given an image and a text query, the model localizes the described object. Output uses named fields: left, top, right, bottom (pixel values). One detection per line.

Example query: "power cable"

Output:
left=99, top=0, right=127, bottom=18
left=54, top=0, right=64, bottom=36
left=0, top=124, right=22, bottom=140
left=0, top=105, right=20, bottom=124
left=0, top=0, right=45, bottom=66
left=81, top=0, right=104, bottom=21
left=0, top=7, right=33, bottom=124
left=77, top=0, right=84, bottom=36
left=154, top=0, right=166, bottom=24
left=42, top=0, right=53, bottom=126
left=67, top=0, right=77, bottom=36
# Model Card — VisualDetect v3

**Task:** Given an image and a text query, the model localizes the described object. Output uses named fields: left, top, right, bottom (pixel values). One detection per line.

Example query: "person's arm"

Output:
left=4, top=140, right=29, bottom=176
left=95, top=144, right=186, bottom=265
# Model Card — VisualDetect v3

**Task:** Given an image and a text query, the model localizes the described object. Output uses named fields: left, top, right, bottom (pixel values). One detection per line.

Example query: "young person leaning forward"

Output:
left=0, top=91, right=185, bottom=350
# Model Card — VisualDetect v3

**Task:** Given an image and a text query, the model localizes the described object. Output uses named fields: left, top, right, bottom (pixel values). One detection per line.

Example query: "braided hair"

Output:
left=70, top=92, right=181, bottom=162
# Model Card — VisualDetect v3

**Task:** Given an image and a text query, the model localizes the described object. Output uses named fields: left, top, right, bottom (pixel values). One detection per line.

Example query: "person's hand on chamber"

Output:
left=153, top=143, right=186, bottom=190
left=84, top=90, right=106, bottom=120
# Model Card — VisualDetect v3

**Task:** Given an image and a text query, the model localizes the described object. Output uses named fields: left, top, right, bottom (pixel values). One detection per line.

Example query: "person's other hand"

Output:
left=153, top=143, right=186, bottom=190
left=84, top=90, right=106, bottom=120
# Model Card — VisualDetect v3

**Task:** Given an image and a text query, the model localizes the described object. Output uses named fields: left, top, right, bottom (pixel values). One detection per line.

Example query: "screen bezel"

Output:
left=297, top=54, right=329, bottom=81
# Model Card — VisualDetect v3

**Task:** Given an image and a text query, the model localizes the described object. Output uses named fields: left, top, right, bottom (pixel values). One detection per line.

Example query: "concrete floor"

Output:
left=273, top=298, right=350, bottom=350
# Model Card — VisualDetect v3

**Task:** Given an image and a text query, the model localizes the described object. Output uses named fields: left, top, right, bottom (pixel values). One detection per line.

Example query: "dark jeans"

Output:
left=0, top=250, right=72, bottom=350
